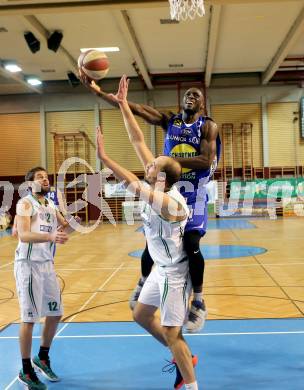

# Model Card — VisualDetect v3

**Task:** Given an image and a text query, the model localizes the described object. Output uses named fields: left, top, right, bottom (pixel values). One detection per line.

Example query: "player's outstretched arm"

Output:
left=79, top=69, right=171, bottom=129
left=97, top=127, right=186, bottom=223
left=115, top=75, right=154, bottom=167
left=96, top=126, right=141, bottom=188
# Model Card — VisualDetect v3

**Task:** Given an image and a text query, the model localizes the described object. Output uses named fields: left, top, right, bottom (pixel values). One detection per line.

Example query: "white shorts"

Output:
left=14, top=260, right=63, bottom=322
left=138, top=261, right=192, bottom=327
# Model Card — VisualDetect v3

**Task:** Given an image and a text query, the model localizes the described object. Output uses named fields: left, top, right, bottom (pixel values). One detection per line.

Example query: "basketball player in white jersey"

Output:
left=15, top=167, right=69, bottom=390
left=96, top=75, right=199, bottom=390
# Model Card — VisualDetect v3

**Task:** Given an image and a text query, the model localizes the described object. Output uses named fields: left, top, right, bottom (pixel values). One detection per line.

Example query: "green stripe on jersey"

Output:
left=28, top=273, right=38, bottom=314
left=159, top=221, right=172, bottom=262
left=26, top=243, right=33, bottom=260
left=161, top=276, right=169, bottom=309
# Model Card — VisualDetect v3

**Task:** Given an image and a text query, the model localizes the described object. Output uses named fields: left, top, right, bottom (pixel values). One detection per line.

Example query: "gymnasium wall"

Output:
left=0, top=112, right=40, bottom=176
left=211, top=103, right=263, bottom=168
left=0, top=84, right=303, bottom=178
left=46, top=110, right=96, bottom=173
left=267, top=102, right=304, bottom=167
left=101, top=109, right=150, bottom=171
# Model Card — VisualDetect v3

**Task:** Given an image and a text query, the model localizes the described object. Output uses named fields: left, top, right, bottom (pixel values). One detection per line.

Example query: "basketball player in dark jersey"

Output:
left=80, top=74, right=221, bottom=332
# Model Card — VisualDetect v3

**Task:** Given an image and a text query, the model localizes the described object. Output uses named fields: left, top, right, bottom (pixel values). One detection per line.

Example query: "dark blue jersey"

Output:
left=46, top=189, right=59, bottom=206
left=163, top=114, right=221, bottom=202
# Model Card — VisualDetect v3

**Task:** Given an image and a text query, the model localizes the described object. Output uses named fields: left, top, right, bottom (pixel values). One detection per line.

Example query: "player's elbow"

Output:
left=18, top=232, right=29, bottom=242
left=198, top=153, right=215, bottom=169
left=130, top=135, right=144, bottom=144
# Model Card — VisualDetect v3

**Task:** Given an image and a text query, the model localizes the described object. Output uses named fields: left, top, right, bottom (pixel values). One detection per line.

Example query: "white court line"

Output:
left=2, top=262, right=304, bottom=273
left=0, top=259, right=304, bottom=272
left=55, top=262, right=125, bottom=337
left=53, top=262, right=304, bottom=269
left=3, top=262, right=125, bottom=390
left=4, top=376, right=19, bottom=390
left=2, top=330, right=304, bottom=340
left=0, top=261, right=13, bottom=269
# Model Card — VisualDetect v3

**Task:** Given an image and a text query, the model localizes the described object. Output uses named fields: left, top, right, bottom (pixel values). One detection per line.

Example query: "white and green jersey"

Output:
left=15, top=194, right=57, bottom=262
left=141, top=185, right=189, bottom=267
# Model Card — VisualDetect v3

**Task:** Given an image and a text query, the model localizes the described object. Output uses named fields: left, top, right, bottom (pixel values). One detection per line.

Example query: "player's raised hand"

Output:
left=105, top=74, right=130, bottom=104
left=78, top=66, right=91, bottom=87
left=117, top=74, right=130, bottom=102
left=96, top=126, right=107, bottom=160
left=79, top=68, right=102, bottom=95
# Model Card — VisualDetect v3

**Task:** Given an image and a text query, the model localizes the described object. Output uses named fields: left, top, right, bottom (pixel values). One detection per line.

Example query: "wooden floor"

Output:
left=1, top=218, right=304, bottom=331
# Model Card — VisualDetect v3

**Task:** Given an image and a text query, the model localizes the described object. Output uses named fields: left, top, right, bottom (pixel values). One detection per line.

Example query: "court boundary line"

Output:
left=1, top=329, right=304, bottom=340
left=56, top=262, right=125, bottom=336
left=2, top=261, right=304, bottom=273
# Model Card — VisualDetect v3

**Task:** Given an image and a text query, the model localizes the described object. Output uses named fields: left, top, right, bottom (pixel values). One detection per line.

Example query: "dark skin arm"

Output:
left=174, top=120, right=218, bottom=170
left=79, top=70, right=172, bottom=128
left=79, top=70, right=217, bottom=168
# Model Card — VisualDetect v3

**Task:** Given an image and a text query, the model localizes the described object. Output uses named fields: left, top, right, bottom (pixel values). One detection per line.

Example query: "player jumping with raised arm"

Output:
left=96, top=75, right=199, bottom=390
left=80, top=73, right=221, bottom=332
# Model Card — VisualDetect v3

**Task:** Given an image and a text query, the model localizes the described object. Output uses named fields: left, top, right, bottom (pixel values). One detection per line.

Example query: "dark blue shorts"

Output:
left=185, top=197, right=208, bottom=235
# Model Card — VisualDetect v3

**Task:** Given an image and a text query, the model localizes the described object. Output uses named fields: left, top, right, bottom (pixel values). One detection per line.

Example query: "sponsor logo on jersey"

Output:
left=167, top=134, right=200, bottom=145
left=166, top=134, right=187, bottom=143
left=40, top=225, right=52, bottom=233
left=173, top=118, right=183, bottom=127
left=181, top=172, right=197, bottom=180
left=169, top=144, right=198, bottom=174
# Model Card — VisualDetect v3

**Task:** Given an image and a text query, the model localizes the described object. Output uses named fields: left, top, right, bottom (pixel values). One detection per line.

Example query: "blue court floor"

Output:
left=136, top=219, right=256, bottom=233
left=1, top=319, right=304, bottom=390
left=129, top=244, right=267, bottom=260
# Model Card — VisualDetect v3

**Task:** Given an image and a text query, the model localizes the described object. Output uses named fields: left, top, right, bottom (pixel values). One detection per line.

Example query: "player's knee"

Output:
left=162, top=326, right=179, bottom=346
left=184, top=231, right=201, bottom=254
left=132, top=306, right=142, bottom=324
left=21, top=321, right=35, bottom=328
left=47, top=315, right=62, bottom=323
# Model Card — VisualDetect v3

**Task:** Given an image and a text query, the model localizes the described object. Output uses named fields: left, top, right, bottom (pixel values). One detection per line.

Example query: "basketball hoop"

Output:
left=169, top=0, right=205, bottom=21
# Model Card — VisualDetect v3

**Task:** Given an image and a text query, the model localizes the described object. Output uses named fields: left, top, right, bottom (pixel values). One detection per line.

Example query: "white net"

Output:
left=169, top=0, right=205, bottom=21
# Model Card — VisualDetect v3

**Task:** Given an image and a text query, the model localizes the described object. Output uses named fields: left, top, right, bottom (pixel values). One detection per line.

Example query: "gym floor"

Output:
left=1, top=218, right=304, bottom=389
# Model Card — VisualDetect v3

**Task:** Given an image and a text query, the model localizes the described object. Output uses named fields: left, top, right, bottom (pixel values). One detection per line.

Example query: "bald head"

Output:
left=145, top=156, right=182, bottom=188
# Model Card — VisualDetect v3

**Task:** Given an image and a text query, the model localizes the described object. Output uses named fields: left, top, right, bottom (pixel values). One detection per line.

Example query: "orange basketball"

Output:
left=78, top=50, right=110, bottom=80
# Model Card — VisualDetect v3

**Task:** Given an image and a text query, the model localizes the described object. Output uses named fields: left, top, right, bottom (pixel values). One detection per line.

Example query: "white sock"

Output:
left=185, top=381, right=198, bottom=390
left=193, top=292, right=202, bottom=302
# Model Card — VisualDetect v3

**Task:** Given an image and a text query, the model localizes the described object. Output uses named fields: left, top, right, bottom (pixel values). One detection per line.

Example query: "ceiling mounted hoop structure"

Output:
left=169, top=0, right=205, bottom=21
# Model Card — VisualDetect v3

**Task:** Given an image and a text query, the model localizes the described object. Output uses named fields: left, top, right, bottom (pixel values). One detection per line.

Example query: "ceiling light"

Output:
left=4, top=63, right=22, bottom=73
left=80, top=47, right=120, bottom=53
left=27, top=78, right=42, bottom=86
